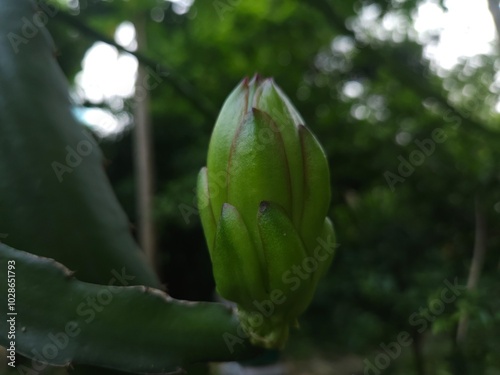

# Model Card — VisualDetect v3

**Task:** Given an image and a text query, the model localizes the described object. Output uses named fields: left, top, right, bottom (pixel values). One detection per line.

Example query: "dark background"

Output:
left=46, top=0, right=500, bottom=373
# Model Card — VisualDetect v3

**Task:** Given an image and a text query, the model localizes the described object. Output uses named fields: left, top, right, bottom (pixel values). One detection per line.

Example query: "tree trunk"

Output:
left=133, top=15, right=156, bottom=268
left=456, top=196, right=487, bottom=343
left=412, top=331, right=425, bottom=375
left=488, top=0, right=500, bottom=45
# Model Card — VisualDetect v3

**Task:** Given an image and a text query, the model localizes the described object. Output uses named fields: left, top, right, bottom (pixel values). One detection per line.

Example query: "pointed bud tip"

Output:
left=260, top=77, right=274, bottom=87
left=251, top=107, right=261, bottom=115
left=259, top=201, right=270, bottom=213
left=249, top=73, right=261, bottom=86
left=249, top=74, right=276, bottom=87
left=221, top=202, right=236, bottom=218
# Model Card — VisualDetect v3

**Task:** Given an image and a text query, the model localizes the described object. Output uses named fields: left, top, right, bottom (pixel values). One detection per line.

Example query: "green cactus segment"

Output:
left=0, top=243, right=259, bottom=373
left=298, top=124, right=331, bottom=250
left=197, top=167, right=217, bottom=254
left=0, top=0, right=158, bottom=288
left=213, top=204, right=267, bottom=308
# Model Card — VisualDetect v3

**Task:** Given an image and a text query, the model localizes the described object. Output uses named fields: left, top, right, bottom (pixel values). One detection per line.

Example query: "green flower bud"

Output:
left=197, top=75, right=335, bottom=349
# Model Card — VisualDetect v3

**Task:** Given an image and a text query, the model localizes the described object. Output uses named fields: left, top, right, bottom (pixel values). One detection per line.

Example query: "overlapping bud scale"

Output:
left=197, top=75, right=335, bottom=348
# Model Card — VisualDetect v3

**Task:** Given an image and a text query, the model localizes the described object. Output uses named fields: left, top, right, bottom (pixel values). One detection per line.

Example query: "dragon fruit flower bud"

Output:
left=197, top=75, right=335, bottom=349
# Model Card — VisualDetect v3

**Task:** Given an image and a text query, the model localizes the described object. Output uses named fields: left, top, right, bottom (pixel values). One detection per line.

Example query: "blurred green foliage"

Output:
left=46, top=0, right=500, bottom=373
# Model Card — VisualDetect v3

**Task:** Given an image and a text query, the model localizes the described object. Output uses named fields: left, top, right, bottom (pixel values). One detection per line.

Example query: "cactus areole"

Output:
left=197, top=75, right=335, bottom=349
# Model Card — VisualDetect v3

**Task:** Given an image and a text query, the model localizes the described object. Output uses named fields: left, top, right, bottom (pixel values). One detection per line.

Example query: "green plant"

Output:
left=0, top=1, right=256, bottom=373
left=0, top=1, right=332, bottom=373
left=198, top=76, right=335, bottom=349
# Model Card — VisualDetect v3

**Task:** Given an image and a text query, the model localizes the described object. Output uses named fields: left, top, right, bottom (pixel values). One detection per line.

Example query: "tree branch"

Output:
left=51, top=6, right=217, bottom=120
left=456, top=196, right=487, bottom=343
left=308, top=1, right=500, bottom=140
